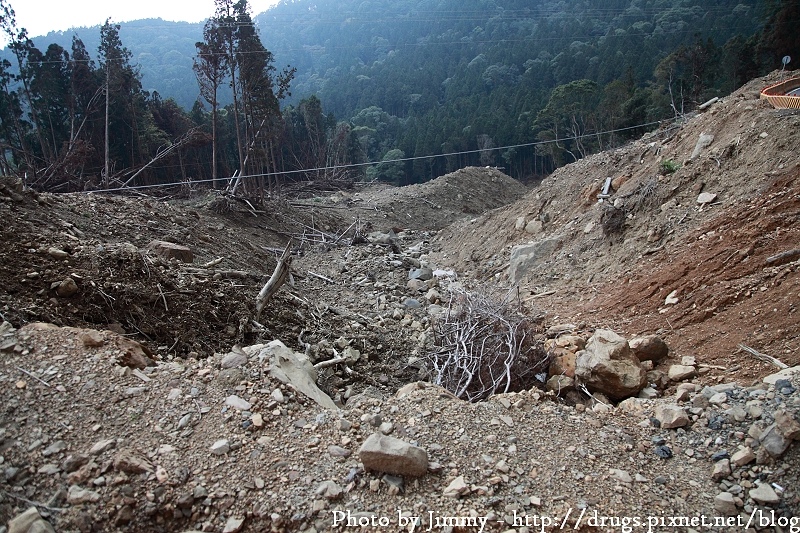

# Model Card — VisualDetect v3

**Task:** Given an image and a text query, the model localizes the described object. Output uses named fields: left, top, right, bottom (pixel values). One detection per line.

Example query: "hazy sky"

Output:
left=9, top=0, right=281, bottom=39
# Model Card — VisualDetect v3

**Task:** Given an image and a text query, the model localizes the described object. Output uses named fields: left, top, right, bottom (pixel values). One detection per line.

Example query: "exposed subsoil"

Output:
left=432, top=71, right=800, bottom=388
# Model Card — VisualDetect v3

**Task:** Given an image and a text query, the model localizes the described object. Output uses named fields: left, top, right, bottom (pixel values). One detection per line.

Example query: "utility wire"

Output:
left=89, top=118, right=671, bottom=194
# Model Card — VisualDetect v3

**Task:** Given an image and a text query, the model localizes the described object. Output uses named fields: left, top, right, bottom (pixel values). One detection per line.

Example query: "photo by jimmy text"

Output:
left=331, top=509, right=491, bottom=532
left=330, top=508, right=800, bottom=533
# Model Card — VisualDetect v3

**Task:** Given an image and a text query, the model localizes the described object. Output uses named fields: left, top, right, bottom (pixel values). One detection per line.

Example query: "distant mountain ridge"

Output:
left=5, top=0, right=772, bottom=115
left=3, top=0, right=792, bottom=186
left=8, top=18, right=206, bottom=109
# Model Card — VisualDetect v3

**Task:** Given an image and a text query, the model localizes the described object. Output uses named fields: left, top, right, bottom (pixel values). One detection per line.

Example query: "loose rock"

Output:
left=358, top=433, right=428, bottom=477
left=654, top=404, right=689, bottom=429
left=575, top=329, right=646, bottom=400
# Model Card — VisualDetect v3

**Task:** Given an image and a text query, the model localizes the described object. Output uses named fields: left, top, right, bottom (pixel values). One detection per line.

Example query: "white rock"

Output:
left=223, top=517, right=245, bottom=533
left=442, top=475, right=469, bottom=498
left=731, top=447, right=755, bottom=466
left=749, top=483, right=780, bottom=505
left=358, top=433, right=428, bottom=477
left=714, top=492, right=738, bottom=515
left=697, top=192, right=717, bottom=204
left=524, top=220, right=543, bottom=234
left=664, top=290, right=679, bottom=305
left=210, top=439, right=230, bottom=455
left=654, top=404, right=690, bottom=429
left=690, top=132, right=714, bottom=159
left=88, top=438, right=116, bottom=455
left=221, top=350, right=247, bottom=369
left=610, top=468, right=633, bottom=483
left=225, top=395, right=251, bottom=410
left=67, top=485, right=101, bottom=504
left=315, top=480, right=343, bottom=500
left=637, top=387, right=658, bottom=400
left=7, top=508, right=35, bottom=533
left=668, top=365, right=697, bottom=382
left=709, top=392, right=728, bottom=405
left=763, top=366, right=800, bottom=385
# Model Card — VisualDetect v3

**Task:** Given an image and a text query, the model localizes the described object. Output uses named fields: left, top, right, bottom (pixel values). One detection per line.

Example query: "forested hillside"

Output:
left=261, top=0, right=793, bottom=180
left=1, top=0, right=797, bottom=190
left=22, top=19, right=204, bottom=109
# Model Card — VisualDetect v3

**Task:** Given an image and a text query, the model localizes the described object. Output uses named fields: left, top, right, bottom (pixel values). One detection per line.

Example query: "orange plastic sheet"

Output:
left=760, top=76, right=800, bottom=109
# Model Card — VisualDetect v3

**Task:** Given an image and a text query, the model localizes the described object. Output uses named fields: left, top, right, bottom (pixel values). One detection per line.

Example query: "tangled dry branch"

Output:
left=424, top=287, right=549, bottom=402
left=631, top=175, right=661, bottom=212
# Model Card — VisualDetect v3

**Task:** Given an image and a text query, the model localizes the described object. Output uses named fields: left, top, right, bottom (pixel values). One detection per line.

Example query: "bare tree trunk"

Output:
left=104, top=70, right=110, bottom=189
left=229, top=50, right=244, bottom=173
left=255, top=241, right=293, bottom=321
left=212, top=91, right=219, bottom=188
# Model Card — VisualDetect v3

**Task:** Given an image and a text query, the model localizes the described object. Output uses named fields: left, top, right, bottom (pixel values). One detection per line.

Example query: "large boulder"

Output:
left=628, top=335, right=669, bottom=363
left=509, top=238, right=561, bottom=284
left=575, top=329, right=647, bottom=401
left=358, top=433, right=428, bottom=477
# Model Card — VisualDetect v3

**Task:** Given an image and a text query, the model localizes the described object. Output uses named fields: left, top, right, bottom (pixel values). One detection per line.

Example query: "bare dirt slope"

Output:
left=1, top=77, right=799, bottom=533
left=432, top=71, right=800, bottom=386
left=293, top=166, right=528, bottom=232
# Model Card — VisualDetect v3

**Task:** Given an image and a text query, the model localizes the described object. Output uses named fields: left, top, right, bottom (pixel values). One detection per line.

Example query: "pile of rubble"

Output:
left=1, top=319, right=798, bottom=533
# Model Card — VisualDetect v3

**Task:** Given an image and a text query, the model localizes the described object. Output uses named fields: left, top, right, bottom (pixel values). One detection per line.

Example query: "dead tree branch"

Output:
left=738, top=344, right=788, bottom=369
left=120, top=128, right=201, bottom=188
left=424, top=286, right=549, bottom=402
left=255, top=241, right=293, bottom=321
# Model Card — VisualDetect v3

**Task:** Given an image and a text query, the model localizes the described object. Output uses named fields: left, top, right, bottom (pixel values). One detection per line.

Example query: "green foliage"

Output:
left=659, top=159, right=680, bottom=175
left=0, top=0, right=789, bottom=189
left=366, top=148, right=405, bottom=185
left=533, top=79, right=601, bottom=165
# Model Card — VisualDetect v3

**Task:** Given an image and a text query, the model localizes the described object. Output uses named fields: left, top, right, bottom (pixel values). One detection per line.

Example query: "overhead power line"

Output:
left=89, top=118, right=670, bottom=194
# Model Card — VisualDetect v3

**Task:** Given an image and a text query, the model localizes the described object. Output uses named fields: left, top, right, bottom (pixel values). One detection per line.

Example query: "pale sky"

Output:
left=9, top=0, right=281, bottom=39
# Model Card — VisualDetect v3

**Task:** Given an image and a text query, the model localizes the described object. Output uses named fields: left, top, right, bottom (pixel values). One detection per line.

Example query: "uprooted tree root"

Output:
left=424, top=286, right=550, bottom=402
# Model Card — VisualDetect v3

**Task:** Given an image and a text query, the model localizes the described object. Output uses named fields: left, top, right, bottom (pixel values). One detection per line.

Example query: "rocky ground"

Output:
left=1, top=72, right=799, bottom=533
left=432, top=71, right=800, bottom=386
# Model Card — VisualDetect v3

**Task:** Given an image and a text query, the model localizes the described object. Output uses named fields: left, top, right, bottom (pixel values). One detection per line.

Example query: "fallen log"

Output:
left=765, top=249, right=800, bottom=267
left=738, top=344, right=788, bottom=369
left=255, top=241, right=293, bottom=321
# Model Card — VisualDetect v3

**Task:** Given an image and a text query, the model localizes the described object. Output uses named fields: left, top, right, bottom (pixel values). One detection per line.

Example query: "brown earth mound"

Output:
left=0, top=166, right=523, bottom=361
left=296, top=166, right=528, bottom=232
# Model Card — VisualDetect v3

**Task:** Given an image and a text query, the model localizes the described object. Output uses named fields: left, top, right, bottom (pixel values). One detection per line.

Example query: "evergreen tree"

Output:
left=213, top=0, right=246, bottom=172
left=0, top=55, right=25, bottom=174
left=195, top=17, right=228, bottom=186
left=1, top=0, right=50, bottom=167
left=64, top=35, right=102, bottom=183
left=98, top=18, right=144, bottom=184
left=28, top=44, right=71, bottom=162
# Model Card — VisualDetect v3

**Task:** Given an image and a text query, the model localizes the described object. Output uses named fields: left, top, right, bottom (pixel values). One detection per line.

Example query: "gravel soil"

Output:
left=1, top=73, right=799, bottom=533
